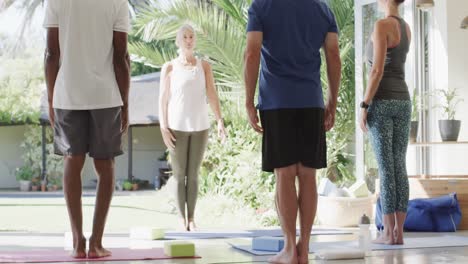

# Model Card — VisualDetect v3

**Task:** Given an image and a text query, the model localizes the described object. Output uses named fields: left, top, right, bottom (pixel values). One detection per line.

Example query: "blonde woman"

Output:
left=159, top=24, right=226, bottom=231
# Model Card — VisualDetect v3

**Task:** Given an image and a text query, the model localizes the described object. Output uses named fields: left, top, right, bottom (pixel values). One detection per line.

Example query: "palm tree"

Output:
left=130, top=0, right=250, bottom=91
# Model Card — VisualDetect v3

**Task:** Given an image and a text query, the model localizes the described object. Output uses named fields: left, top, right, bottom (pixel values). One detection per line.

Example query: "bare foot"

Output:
left=393, top=229, right=404, bottom=245
left=188, top=220, right=197, bottom=231
left=88, top=239, right=111, bottom=259
left=268, top=248, right=298, bottom=264
left=296, top=241, right=309, bottom=264
left=70, top=237, right=86, bottom=259
left=372, top=232, right=395, bottom=245
left=88, top=246, right=111, bottom=258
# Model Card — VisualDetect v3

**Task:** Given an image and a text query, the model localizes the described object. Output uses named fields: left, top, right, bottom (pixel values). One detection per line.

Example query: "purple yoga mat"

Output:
left=0, top=248, right=200, bottom=263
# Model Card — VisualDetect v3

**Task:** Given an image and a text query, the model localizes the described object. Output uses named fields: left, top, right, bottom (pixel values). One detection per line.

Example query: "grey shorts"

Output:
left=53, top=107, right=124, bottom=159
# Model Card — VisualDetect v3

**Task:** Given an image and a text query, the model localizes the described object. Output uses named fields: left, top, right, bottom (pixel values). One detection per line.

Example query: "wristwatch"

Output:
left=360, top=101, right=370, bottom=109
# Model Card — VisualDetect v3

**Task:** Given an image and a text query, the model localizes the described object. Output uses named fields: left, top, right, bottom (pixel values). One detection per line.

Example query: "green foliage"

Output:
left=123, top=180, right=133, bottom=190
left=200, top=99, right=275, bottom=210
left=128, top=35, right=159, bottom=76
left=15, top=165, right=34, bottom=181
left=434, top=88, right=464, bottom=120
left=21, top=125, right=63, bottom=181
left=130, top=0, right=248, bottom=91
left=158, top=149, right=169, bottom=161
left=319, top=0, right=355, bottom=184
left=0, top=57, right=43, bottom=124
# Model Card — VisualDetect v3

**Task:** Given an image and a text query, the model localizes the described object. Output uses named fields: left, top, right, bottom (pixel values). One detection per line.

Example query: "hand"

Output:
left=246, top=104, right=263, bottom=133
left=161, top=126, right=176, bottom=149
left=217, top=119, right=227, bottom=143
left=121, top=106, right=129, bottom=134
left=324, top=102, right=336, bottom=131
left=48, top=105, right=55, bottom=128
left=360, top=108, right=368, bottom=133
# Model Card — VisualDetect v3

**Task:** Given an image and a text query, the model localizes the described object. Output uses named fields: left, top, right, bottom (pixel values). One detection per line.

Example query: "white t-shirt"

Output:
left=43, top=0, right=130, bottom=110
left=167, top=58, right=210, bottom=132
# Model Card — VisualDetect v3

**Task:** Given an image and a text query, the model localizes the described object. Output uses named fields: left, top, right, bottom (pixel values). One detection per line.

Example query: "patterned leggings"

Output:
left=367, top=99, right=411, bottom=214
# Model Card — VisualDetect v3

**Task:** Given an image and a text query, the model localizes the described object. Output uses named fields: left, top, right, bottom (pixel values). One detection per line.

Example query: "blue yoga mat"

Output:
left=230, top=235, right=468, bottom=256
left=165, top=228, right=351, bottom=239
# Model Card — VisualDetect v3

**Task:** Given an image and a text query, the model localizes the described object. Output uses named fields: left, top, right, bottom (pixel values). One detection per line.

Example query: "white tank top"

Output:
left=168, top=58, right=210, bottom=132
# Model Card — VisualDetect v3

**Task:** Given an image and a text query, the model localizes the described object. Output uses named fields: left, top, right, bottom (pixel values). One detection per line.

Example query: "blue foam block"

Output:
left=252, top=237, right=284, bottom=252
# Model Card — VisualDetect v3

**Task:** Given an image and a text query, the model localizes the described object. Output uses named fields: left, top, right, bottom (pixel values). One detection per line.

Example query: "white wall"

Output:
left=427, top=0, right=468, bottom=176
left=0, top=126, right=27, bottom=188
left=447, top=0, right=468, bottom=138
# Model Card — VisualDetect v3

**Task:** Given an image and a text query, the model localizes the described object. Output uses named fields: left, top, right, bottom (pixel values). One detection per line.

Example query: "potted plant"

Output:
left=410, top=88, right=419, bottom=143
left=434, top=88, right=464, bottom=141
left=47, top=172, right=62, bottom=191
left=15, top=165, right=33, bottom=191
left=31, top=176, right=41, bottom=191
left=123, top=180, right=133, bottom=191
left=131, top=177, right=140, bottom=191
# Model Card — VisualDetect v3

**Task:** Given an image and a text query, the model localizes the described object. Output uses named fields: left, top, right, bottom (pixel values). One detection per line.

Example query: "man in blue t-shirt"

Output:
left=244, top=0, right=341, bottom=262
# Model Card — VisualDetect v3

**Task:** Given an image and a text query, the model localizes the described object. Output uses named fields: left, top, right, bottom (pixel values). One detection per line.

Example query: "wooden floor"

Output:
left=1, top=231, right=468, bottom=263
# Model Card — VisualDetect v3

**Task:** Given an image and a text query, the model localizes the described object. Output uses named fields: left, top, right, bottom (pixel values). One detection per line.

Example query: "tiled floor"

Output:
left=1, top=231, right=468, bottom=263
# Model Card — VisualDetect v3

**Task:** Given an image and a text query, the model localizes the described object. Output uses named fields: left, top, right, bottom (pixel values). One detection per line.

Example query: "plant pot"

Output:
left=439, top=120, right=461, bottom=141
left=410, top=121, right=418, bottom=143
left=31, top=185, right=39, bottom=191
left=41, top=183, right=47, bottom=192
left=19, top=180, right=31, bottom=192
left=132, top=183, right=139, bottom=191
left=47, top=185, right=59, bottom=192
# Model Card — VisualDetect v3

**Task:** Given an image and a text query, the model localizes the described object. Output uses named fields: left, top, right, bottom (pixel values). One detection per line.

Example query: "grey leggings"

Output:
left=367, top=100, right=411, bottom=215
left=169, top=129, right=209, bottom=219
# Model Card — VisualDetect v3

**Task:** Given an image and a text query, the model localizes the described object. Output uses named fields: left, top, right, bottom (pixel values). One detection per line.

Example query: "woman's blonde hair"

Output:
left=175, top=24, right=196, bottom=54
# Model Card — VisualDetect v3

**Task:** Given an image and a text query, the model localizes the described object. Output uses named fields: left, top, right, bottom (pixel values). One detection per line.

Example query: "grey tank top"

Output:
left=366, top=16, right=410, bottom=101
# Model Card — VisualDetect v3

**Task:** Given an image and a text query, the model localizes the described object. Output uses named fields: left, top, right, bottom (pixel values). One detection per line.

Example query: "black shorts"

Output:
left=259, top=108, right=327, bottom=172
left=53, top=107, right=124, bottom=159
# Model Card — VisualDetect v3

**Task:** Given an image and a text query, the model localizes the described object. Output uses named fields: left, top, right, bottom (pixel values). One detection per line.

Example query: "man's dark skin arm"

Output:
left=113, top=31, right=131, bottom=133
left=44, top=28, right=60, bottom=127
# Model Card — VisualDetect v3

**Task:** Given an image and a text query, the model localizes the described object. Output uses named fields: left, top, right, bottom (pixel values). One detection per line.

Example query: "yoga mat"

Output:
left=165, top=230, right=252, bottom=239
left=0, top=248, right=200, bottom=263
left=165, top=228, right=351, bottom=239
left=230, top=235, right=468, bottom=256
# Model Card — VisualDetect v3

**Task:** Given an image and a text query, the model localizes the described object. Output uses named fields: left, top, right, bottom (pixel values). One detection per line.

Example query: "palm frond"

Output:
left=131, top=0, right=245, bottom=91
left=129, top=39, right=177, bottom=68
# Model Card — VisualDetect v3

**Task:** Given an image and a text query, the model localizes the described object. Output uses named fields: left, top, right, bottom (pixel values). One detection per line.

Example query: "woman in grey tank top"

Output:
left=360, top=0, right=412, bottom=245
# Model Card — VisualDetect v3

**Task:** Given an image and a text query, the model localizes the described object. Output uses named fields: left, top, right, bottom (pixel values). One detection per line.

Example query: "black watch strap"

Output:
left=360, top=101, right=370, bottom=109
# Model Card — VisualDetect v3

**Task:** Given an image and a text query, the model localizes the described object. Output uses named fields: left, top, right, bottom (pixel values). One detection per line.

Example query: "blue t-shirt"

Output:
left=247, top=0, right=338, bottom=110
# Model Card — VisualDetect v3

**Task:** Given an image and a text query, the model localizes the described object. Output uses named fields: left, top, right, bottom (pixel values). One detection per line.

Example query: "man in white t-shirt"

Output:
left=43, top=0, right=130, bottom=258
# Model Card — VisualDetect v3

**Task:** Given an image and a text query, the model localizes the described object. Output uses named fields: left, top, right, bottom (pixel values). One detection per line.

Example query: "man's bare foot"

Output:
left=268, top=248, right=298, bottom=264
left=71, top=237, right=86, bottom=259
left=88, top=246, right=111, bottom=258
left=372, top=232, right=395, bottom=245
left=188, top=219, right=197, bottom=231
left=88, top=238, right=111, bottom=258
left=296, top=241, right=309, bottom=264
